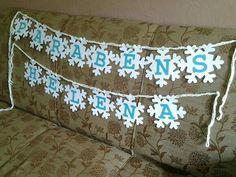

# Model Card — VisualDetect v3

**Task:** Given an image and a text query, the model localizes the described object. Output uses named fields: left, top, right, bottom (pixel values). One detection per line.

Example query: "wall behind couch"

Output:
left=0, top=0, right=236, bottom=29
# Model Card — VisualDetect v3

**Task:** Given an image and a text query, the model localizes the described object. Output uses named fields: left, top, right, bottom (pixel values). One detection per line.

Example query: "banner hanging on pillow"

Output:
left=1, top=11, right=236, bottom=148
left=12, top=13, right=226, bottom=86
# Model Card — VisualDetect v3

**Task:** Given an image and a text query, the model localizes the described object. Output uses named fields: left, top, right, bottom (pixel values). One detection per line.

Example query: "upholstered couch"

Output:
left=0, top=8, right=236, bottom=177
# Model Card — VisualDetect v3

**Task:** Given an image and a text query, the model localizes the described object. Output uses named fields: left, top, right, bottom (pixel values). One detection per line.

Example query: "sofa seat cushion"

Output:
left=0, top=102, right=57, bottom=168
left=117, top=156, right=186, bottom=177
left=0, top=111, right=131, bottom=177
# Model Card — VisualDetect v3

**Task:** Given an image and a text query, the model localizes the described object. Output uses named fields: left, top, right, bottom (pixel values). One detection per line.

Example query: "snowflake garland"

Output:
left=145, top=49, right=181, bottom=87
left=179, top=44, right=224, bottom=83
left=29, top=23, right=47, bottom=51
left=43, top=71, right=64, bottom=98
left=147, top=95, right=186, bottom=129
left=24, top=60, right=42, bottom=87
left=115, top=44, right=145, bottom=79
left=13, top=17, right=32, bottom=40
left=86, top=43, right=115, bottom=76
left=88, top=90, right=115, bottom=119
left=64, top=84, right=87, bottom=112
left=13, top=16, right=226, bottom=86
left=16, top=15, right=230, bottom=133
left=115, top=95, right=145, bottom=128
left=68, top=37, right=87, bottom=67
left=45, top=32, right=69, bottom=62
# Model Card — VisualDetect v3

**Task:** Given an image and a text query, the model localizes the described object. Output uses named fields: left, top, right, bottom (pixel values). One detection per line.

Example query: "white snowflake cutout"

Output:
left=86, top=43, right=115, bottom=76
left=64, top=84, right=87, bottom=112
left=13, top=17, right=32, bottom=40
left=145, top=49, right=181, bottom=87
left=115, top=95, right=145, bottom=128
left=115, top=44, right=145, bottom=79
left=179, top=44, right=224, bottom=83
left=43, top=71, right=64, bottom=98
left=88, top=90, right=115, bottom=119
left=45, top=32, right=69, bottom=62
left=147, top=95, right=186, bottom=129
left=68, top=37, right=87, bottom=67
left=29, top=23, right=47, bottom=51
left=24, top=60, right=42, bottom=87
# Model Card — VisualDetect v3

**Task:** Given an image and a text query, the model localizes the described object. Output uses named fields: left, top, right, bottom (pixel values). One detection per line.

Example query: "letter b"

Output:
left=95, top=51, right=106, bottom=67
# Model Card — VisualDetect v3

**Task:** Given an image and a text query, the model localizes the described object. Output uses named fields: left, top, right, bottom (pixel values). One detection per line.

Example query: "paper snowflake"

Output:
left=43, top=71, right=64, bottom=98
left=13, top=17, right=32, bottom=40
left=179, top=44, right=224, bottom=83
left=64, top=84, right=87, bottom=112
left=115, top=44, right=145, bottom=79
left=88, top=90, right=115, bottom=119
left=68, top=37, right=87, bottom=67
left=24, top=60, right=42, bottom=87
left=145, top=49, right=181, bottom=87
left=45, top=32, right=69, bottom=62
left=29, top=23, right=47, bottom=51
left=115, top=95, right=145, bottom=128
left=86, top=43, right=115, bottom=76
left=147, top=95, right=186, bottom=129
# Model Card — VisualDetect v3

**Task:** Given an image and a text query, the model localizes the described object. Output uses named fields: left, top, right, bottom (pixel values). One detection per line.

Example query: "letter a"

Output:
left=71, top=44, right=82, bottom=58
left=159, top=104, right=175, bottom=120
left=33, top=29, right=42, bottom=44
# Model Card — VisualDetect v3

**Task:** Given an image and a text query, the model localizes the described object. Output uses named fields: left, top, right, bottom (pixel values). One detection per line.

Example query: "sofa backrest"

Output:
left=0, top=9, right=15, bottom=103
left=1, top=9, right=236, bottom=176
left=0, top=9, right=71, bottom=123
left=0, top=8, right=158, bottom=152
left=134, top=25, right=236, bottom=176
left=55, top=14, right=158, bottom=151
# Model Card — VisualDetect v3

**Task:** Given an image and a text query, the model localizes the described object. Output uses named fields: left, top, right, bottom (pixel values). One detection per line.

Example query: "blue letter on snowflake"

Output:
left=13, top=17, right=32, bottom=40
left=24, top=60, right=42, bottom=87
left=88, top=90, right=115, bottom=119
left=68, top=37, right=87, bottom=67
left=29, top=23, right=47, bottom=51
left=96, top=95, right=106, bottom=110
left=145, top=49, right=181, bottom=87
left=64, top=84, right=87, bottom=112
left=192, top=54, right=207, bottom=73
left=159, top=104, right=175, bottom=120
left=43, top=71, right=64, bottom=98
left=123, top=53, right=135, bottom=69
left=45, top=32, right=69, bottom=62
left=147, top=95, right=186, bottom=129
left=115, top=95, right=144, bottom=128
left=179, top=44, right=224, bottom=83
left=86, top=43, right=115, bottom=76
left=115, top=44, right=145, bottom=79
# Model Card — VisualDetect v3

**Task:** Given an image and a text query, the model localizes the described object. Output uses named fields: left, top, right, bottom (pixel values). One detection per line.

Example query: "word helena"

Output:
left=25, top=60, right=186, bottom=129
left=14, top=16, right=224, bottom=87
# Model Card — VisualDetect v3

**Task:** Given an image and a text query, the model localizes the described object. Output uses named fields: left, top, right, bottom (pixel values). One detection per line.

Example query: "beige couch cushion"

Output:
left=0, top=102, right=56, bottom=167
left=0, top=125, right=131, bottom=177
left=117, top=156, right=186, bottom=177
